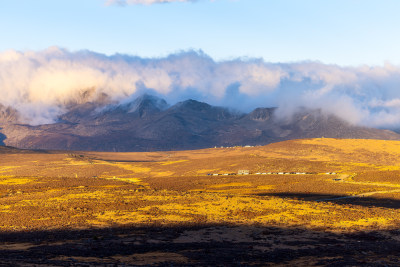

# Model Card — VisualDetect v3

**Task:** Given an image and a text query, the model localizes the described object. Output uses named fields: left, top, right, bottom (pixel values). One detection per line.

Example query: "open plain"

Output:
left=1, top=138, right=400, bottom=266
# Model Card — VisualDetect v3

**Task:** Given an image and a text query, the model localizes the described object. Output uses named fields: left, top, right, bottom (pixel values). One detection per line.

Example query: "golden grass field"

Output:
left=1, top=138, right=400, bottom=266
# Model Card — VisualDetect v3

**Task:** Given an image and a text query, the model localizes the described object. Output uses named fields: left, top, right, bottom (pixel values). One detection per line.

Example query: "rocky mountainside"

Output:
left=0, top=104, right=20, bottom=125
left=1, top=94, right=400, bottom=151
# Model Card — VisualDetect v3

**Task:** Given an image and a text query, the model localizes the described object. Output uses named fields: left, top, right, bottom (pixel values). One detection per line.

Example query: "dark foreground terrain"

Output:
left=0, top=225, right=399, bottom=266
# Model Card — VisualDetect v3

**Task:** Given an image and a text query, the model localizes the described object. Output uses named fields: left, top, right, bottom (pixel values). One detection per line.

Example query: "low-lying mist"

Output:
left=1, top=47, right=400, bottom=129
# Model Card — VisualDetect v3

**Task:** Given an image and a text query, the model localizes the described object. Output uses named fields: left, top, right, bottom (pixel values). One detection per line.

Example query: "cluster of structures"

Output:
left=207, top=170, right=319, bottom=176
left=214, top=145, right=259, bottom=149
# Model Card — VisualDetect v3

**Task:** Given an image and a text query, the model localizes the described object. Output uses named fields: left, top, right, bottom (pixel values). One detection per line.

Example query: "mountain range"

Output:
left=1, top=94, right=400, bottom=152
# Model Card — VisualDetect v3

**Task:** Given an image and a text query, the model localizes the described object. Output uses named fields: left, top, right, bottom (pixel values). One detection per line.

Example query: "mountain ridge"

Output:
left=0, top=94, right=399, bottom=152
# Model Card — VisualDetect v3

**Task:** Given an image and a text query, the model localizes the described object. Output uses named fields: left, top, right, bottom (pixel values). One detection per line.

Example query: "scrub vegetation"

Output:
left=1, top=138, right=400, bottom=265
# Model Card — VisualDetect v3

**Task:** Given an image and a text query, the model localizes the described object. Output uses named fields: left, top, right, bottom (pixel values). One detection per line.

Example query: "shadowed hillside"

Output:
left=0, top=131, right=4, bottom=146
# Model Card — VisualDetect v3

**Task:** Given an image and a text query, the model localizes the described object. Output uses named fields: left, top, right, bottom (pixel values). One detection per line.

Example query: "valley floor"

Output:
left=0, top=138, right=400, bottom=266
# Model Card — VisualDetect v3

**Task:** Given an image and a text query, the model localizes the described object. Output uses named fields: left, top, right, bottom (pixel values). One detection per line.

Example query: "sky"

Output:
left=2, top=0, right=400, bottom=130
left=2, top=0, right=400, bottom=66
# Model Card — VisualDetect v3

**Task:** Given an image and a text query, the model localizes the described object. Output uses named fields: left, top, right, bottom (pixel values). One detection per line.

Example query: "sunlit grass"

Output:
left=210, top=182, right=253, bottom=188
left=0, top=176, right=34, bottom=185
left=85, top=191, right=400, bottom=230
left=1, top=138, right=400, bottom=232
left=0, top=166, right=18, bottom=174
left=160, top=160, right=188, bottom=165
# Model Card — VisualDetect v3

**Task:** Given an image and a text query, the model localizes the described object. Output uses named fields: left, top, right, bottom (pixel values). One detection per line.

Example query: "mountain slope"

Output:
left=1, top=95, right=400, bottom=151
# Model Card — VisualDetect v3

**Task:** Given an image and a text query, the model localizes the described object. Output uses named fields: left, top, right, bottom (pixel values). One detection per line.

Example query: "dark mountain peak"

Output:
left=118, top=94, right=169, bottom=118
left=59, top=94, right=169, bottom=124
left=58, top=102, right=103, bottom=123
left=173, top=99, right=212, bottom=111
left=133, top=93, right=169, bottom=111
left=58, top=91, right=113, bottom=123
left=169, top=99, right=241, bottom=121
left=2, top=98, right=400, bottom=152
left=247, top=108, right=276, bottom=121
left=276, top=107, right=325, bottom=125
left=283, top=108, right=356, bottom=131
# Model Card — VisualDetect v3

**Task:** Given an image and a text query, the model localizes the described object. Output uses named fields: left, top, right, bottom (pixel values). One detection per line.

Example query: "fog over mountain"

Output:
left=1, top=94, right=399, bottom=152
left=1, top=47, right=400, bottom=130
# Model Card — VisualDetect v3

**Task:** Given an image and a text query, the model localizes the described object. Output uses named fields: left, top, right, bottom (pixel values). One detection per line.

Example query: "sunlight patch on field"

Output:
left=0, top=176, right=34, bottom=185
left=0, top=205, right=12, bottom=213
left=14, top=199, right=38, bottom=208
left=300, top=138, right=400, bottom=155
left=0, top=166, right=18, bottom=174
left=347, top=181, right=400, bottom=188
left=335, top=217, right=392, bottom=228
left=210, top=182, right=252, bottom=188
left=160, top=160, right=188, bottom=165
left=48, top=191, right=110, bottom=202
left=95, top=160, right=152, bottom=174
left=64, top=158, right=93, bottom=166
left=117, top=165, right=151, bottom=173
left=135, top=194, right=182, bottom=202
left=102, top=176, right=150, bottom=189
left=191, top=188, right=257, bottom=194
left=86, top=191, right=400, bottom=230
left=256, top=185, right=275, bottom=190
left=103, top=176, right=142, bottom=184
left=151, top=171, right=175, bottom=177
left=378, top=165, right=400, bottom=171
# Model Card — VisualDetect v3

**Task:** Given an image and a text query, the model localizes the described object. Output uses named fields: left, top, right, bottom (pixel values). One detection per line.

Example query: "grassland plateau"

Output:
left=0, top=138, right=400, bottom=266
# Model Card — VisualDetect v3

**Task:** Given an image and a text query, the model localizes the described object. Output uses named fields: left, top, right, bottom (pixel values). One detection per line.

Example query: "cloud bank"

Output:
left=1, top=47, right=400, bottom=129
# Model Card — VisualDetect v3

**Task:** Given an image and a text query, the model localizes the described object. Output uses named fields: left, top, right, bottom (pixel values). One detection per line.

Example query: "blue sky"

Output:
left=3, top=0, right=400, bottom=129
left=2, top=0, right=400, bottom=66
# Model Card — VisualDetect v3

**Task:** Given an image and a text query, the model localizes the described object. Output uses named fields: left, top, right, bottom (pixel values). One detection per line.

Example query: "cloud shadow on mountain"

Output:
left=0, top=129, right=6, bottom=146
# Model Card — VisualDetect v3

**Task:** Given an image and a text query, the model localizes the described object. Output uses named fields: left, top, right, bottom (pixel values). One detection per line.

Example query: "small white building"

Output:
left=238, top=170, right=250, bottom=175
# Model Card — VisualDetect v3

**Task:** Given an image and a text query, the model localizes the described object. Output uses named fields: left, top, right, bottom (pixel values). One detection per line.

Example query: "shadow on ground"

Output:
left=0, top=224, right=399, bottom=266
left=257, top=192, right=400, bottom=209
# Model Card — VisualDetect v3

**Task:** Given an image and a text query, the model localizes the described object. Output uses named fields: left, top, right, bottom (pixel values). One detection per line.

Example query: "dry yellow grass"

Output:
left=0, top=138, right=400, bottom=233
left=160, top=160, right=188, bottom=165
left=301, top=138, right=400, bottom=155
left=0, top=176, right=35, bottom=185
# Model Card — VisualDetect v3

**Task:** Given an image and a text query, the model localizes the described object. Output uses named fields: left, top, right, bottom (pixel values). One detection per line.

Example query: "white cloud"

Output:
left=2, top=47, right=400, bottom=130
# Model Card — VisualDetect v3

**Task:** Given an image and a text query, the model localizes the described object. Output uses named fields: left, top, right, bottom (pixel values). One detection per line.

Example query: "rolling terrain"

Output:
left=0, top=138, right=400, bottom=265
left=1, top=94, right=400, bottom=151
